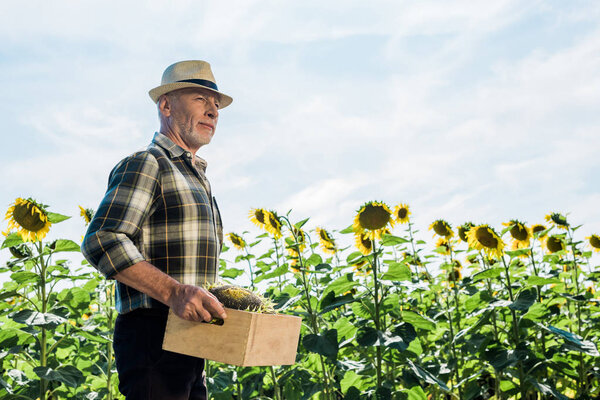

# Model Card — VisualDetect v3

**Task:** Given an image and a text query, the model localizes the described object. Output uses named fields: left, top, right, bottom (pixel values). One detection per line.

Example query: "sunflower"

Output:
left=503, top=220, right=532, bottom=249
left=4, top=198, right=52, bottom=242
left=287, top=246, right=301, bottom=272
left=353, top=201, right=393, bottom=240
left=290, top=227, right=306, bottom=252
left=316, top=227, right=337, bottom=254
left=545, top=213, right=569, bottom=230
left=457, top=222, right=474, bottom=242
left=353, top=260, right=371, bottom=276
left=393, top=203, right=411, bottom=224
left=79, top=206, right=94, bottom=226
left=531, top=224, right=548, bottom=239
left=355, top=232, right=374, bottom=255
left=226, top=232, right=246, bottom=251
left=429, top=219, right=454, bottom=238
left=249, top=208, right=267, bottom=228
left=263, top=210, right=283, bottom=238
left=435, top=237, right=452, bottom=255
left=466, top=224, right=505, bottom=259
left=447, top=261, right=462, bottom=285
left=546, top=235, right=565, bottom=253
left=587, top=234, right=600, bottom=253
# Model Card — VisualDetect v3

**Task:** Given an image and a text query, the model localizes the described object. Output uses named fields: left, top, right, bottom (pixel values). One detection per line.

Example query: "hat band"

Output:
left=176, top=79, right=218, bottom=91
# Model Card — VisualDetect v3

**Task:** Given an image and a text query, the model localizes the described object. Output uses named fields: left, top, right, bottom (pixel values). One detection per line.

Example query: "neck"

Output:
left=159, top=128, right=199, bottom=155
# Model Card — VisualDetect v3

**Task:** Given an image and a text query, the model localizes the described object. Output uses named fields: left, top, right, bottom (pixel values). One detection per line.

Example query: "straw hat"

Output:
left=148, top=60, right=233, bottom=108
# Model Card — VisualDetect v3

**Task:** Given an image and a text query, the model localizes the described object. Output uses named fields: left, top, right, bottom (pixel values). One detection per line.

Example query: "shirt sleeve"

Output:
left=82, top=151, right=160, bottom=278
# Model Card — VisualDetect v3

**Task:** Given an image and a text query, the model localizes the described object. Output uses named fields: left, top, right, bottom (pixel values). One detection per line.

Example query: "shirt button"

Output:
left=186, top=152, right=192, bottom=158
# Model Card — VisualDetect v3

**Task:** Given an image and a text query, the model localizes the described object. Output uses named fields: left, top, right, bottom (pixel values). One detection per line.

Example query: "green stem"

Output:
left=269, top=366, right=281, bottom=400
left=501, top=256, right=527, bottom=399
left=37, top=242, right=48, bottom=400
left=371, top=240, right=383, bottom=388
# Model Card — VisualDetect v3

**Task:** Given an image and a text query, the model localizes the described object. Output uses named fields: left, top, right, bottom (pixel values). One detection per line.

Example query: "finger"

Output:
left=204, top=295, right=227, bottom=319
left=198, top=307, right=212, bottom=322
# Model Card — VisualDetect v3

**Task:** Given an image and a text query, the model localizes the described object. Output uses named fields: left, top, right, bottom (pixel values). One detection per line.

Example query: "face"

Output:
left=160, top=87, right=220, bottom=152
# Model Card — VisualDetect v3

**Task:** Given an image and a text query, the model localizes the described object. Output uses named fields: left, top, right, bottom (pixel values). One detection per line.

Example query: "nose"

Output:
left=206, top=100, right=219, bottom=119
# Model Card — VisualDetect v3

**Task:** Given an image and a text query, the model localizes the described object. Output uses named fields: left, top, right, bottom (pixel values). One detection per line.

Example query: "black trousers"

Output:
left=113, top=308, right=207, bottom=400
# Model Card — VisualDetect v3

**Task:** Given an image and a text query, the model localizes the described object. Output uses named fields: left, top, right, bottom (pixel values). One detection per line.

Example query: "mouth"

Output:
left=199, top=122, right=214, bottom=130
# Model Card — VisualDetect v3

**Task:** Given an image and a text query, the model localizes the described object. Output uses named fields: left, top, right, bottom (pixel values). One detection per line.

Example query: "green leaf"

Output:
left=401, top=311, right=435, bottom=331
left=302, top=329, right=338, bottom=357
left=340, top=371, right=372, bottom=394
left=356, top=326, right=379, bottom=346
left=324, top=273, right=359, bottom=296
left=464, top=291, right=492, bottom=313
left=11, top=310, right=67, bottom=329
left=254, top=264, right=288, bottom=283
left=10, top=271, right=39, bottom=284
left=509, top=287, right=537, bottom=312
left=319, top=291, right=356, bottom=314
left=52, top=239, right=81, bottom=253
left=47, top=212, right=71, bottom=224
left=505, top=249, right=530, bottom=258
left=220, top=267, right=245, bottom=279
left=471, top=267, right=504, bottom=282
left=406, top=359, right=449, bottom=391
left=339, top=225, right=354, bottom=234
left=483, top=346, right=525, bottom=370
left=381, top=234, right=409, bottom=246
left=542, top=325, right=600, bottom=356
left=406, top=386, right=427, bottom=400
left=334, top=317, right=357, bottom=341
left=527, top=378, right=569, bottom=400
left=294, top=218, right=309, bottom=229
left=352, top=299, right=375, bottom=320
left=1, top=233, right=23, bottom=249
left=526, top=276, right=561, bottom=286
left=305, top=253, right=323, bottom=267
left=381, top=262, right=412, bottom=281
left=0, top=290, right=19, bottom=301
left=523, top=303, right=547, bottom=322
left=33, top=365, right=84, bottom=388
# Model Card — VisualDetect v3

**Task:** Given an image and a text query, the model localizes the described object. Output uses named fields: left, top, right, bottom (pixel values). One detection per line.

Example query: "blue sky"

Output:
left=1, top=1, right=599, bottom=266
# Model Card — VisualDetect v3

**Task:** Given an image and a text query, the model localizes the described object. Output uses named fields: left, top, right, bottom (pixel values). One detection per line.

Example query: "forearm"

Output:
left=113, top=261, right=227, bottom=322
left=113, top=261, right=179, bottom=306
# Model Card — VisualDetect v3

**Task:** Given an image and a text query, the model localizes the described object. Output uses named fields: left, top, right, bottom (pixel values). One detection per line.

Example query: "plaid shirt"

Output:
left=82, top=132, right=223, bottom=314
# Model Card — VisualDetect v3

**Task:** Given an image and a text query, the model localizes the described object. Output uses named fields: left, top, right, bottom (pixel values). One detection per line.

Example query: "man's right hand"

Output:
left=168, top=284, right=228, bottom=322
left=113, top=261, right=227, bottom=322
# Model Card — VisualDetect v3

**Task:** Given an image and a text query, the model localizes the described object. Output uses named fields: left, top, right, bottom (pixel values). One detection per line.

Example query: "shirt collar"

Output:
left=152, top=132, right=208, bottom=172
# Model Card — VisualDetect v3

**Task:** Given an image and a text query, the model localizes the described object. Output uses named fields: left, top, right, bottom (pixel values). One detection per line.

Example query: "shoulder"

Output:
left=109, top=149, right=161, bottom=180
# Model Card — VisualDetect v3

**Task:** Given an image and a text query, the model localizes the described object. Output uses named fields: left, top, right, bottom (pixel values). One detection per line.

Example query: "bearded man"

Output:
left=82, top=60, right=231, bottom=400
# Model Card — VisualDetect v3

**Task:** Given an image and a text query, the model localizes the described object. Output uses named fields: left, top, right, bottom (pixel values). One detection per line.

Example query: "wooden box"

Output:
left=162, top=308, right=302, bottom=366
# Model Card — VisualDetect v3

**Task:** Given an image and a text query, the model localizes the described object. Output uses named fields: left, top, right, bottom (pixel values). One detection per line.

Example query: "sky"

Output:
left=1, top=0, right=599, bottom=269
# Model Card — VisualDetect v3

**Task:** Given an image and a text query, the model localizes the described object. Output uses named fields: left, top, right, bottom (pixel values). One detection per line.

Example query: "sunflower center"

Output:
left=433, top=221, right=451, bottom=237
left=255, top=210, right=265, bottom=224
left=532, top=225, right=546, bottom=234
left=547, top=236, right=563, bottom=252
left=358, top=204, right=390, bottom=231
left=551, top=214, right=568, bottom=226
left=591, top=235, right=600, bottom=249
left=510, top=224, right=528, bottom=241
left=397, top=208, right=408, bottom=219
left=13, top=203, right=47, bottom=232
left=475, top=227, right=498, bottom=249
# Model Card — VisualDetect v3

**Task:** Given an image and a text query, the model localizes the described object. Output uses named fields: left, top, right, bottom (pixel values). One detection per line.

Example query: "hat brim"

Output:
left=148, top=82, right=233, bottom=109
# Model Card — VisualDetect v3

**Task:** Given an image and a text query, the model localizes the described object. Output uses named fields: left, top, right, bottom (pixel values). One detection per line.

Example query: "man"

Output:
left=82, top=60, right=232, bottom=400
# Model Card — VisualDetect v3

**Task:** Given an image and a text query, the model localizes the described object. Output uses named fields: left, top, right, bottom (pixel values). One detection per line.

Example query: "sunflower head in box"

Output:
left=207, top=284, right=275, bottom=315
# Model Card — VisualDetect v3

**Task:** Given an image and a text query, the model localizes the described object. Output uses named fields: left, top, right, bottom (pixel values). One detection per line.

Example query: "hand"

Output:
left=168, top=284, right=228, bottom=322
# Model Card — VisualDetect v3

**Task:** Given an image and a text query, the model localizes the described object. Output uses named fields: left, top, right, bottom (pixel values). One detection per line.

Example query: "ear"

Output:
left=158, top=94, right=172, bottom=117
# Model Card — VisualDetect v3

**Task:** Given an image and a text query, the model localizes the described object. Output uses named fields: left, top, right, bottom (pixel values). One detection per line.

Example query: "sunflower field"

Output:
left=1, top=198, right=599, bottom=399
